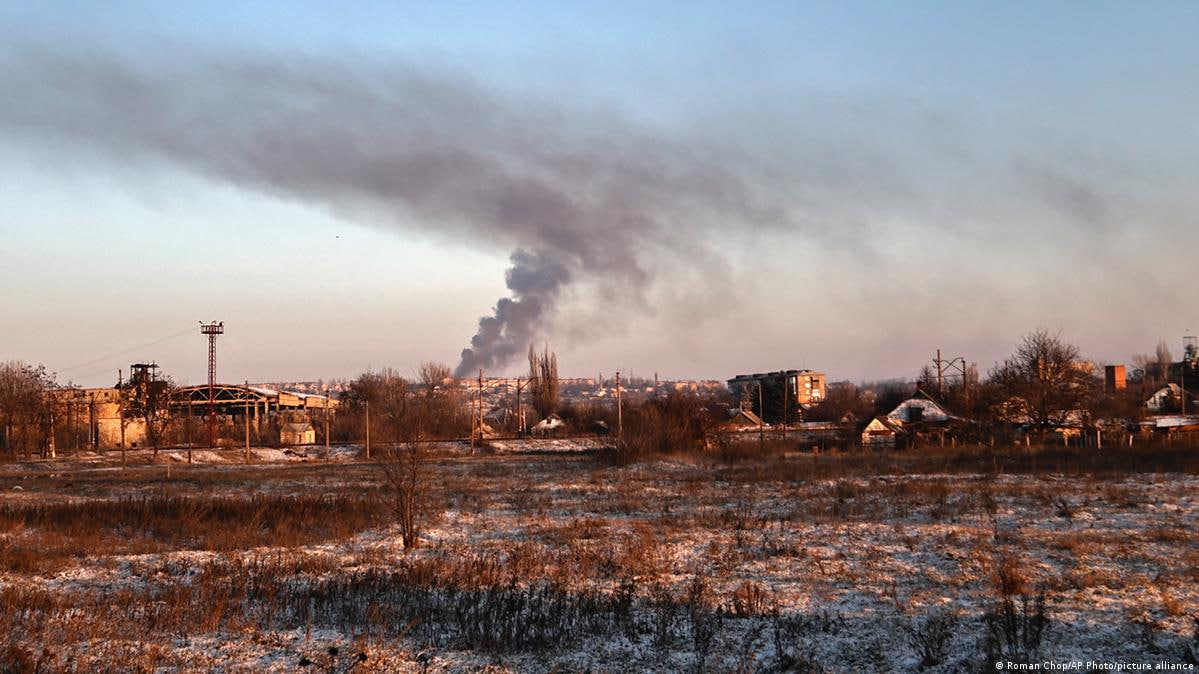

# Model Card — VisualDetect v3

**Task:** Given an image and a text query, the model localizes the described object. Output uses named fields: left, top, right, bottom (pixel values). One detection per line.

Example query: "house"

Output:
left=280, top=422, right=316, bottom=445
left=861, top=416, right=905, bottom=447
left=721, top=408, right=766, bottom=432
left=1145, top=383, right=1190, bottom=414
left=530, top=414, right=567, bottom=437
left=861, top=390, right=967, bottom=448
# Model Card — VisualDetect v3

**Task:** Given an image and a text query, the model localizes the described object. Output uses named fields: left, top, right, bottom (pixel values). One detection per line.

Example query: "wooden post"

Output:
left=325, top=392, right=331, bottom=460
left=365, top=400, right=371, bottom=461
left=477, top=369, right=484, bottom=451
left=615, top=371, right=623, bottom=442
left=187, top=396, right=193, bottom=464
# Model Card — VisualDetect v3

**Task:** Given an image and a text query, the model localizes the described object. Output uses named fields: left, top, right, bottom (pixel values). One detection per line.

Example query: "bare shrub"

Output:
left=906, top=610, right=958, bottom=670
left=382, top=442, right=429, bottom=549
left=768, top=607, right=841, bottom=673
left=979, top=552, right=1049, bottom=664
left=728, top=580, right=771, bottom=617
left=607, top=393, right=724, bottom=465
left=982, top=592, right=1049, bottom=664
left=685, top=576, right=723, bottom=673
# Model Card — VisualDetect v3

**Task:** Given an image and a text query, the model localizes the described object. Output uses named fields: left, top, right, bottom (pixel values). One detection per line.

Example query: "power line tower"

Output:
left=200, top=321, right=224, bottom=448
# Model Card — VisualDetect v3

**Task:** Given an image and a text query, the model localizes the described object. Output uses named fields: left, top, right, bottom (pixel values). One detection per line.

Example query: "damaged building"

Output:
left=726, top=370, right=825, bottom=424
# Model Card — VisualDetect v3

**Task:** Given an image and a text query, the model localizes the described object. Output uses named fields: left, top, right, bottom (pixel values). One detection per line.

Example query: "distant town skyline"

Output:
left=2, top=2, right=1196, bottom=385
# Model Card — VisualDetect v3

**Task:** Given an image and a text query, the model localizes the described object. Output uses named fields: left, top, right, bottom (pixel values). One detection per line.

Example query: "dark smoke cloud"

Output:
left=456, top=249, right=570, bottom=377
left=0, top=44, right=781, bottom=374
left=3, top=41, right=1189, bottom=379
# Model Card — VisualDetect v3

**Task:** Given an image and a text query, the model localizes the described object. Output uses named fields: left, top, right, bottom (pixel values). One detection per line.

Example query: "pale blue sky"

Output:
left=1, top=2, right=1196, bottom=384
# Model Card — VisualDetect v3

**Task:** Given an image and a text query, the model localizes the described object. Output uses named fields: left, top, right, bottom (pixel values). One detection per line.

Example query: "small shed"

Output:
left=280, top=422, right=316, bottom=445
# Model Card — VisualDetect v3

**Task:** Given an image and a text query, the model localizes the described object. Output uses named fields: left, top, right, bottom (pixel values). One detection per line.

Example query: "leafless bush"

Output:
left=982, top=591, right=1049, bottom=664
left=978, top=551, right=1049, bottom=663
left=728, top=580, right=770, bottom=617
left=1183, top=616, right=1199, bottom=665
left=685, top=575, right=723, bottom=673
left=606, top=393, right=724, bottom=465
left=906, top=610, right=958, bottom=670
left=768, top=607, right=841, bottom=673
left=382, top=442, right=428, bottom=549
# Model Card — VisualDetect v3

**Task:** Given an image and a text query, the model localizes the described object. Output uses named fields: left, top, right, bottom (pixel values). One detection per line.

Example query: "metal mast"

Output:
left=200, top=321, right=224, bottom=447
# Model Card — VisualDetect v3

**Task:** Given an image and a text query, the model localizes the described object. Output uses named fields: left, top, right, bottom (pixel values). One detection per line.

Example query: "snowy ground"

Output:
left=1, top=446, right=1197, bottom=672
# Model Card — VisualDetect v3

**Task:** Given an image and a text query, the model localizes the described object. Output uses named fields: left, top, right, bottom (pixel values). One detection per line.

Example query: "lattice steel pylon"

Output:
left=200, top=321, right=224, bottom=448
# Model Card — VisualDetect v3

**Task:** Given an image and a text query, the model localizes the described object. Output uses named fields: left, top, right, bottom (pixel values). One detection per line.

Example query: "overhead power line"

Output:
left=55, top=327, right=196, bottom=374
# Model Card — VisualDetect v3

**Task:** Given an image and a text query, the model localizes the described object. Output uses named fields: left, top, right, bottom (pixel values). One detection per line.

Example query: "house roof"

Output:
left=864, top=415, right=904, bottom=435
left=885, top=392, right=964, bottom=424
left=723, top=408, right=765, bottom=428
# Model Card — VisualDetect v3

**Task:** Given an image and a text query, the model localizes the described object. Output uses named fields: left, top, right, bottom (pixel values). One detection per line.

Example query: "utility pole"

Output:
left=615, top=371, right=623, bottom=442
left=244, top=380, right=251, bottom=464
left=186, top=396, right=193, bottom=464
left=515, top=377, right=523, bottom=438
left=781, top=373, right=788, bottom=442
left=364, top=400, right=371, bottom=461
left=936, top=349, right=943, bottom=397
left=119, top=369, right=126, bottom=469
left=325, top=387, right=331, bottom=460
left=758, top=382, right=765, bottom=451
left=933, top=350, right=967, bottom=399
left=477, top=369, right=484, bottom=450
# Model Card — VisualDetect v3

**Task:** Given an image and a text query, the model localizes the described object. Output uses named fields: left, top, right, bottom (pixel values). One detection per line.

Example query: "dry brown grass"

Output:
left=0, top=492, right=387, bottom=573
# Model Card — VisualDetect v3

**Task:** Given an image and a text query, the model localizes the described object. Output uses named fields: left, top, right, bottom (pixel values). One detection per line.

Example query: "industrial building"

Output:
left=47, top=381, right=337, bottom=450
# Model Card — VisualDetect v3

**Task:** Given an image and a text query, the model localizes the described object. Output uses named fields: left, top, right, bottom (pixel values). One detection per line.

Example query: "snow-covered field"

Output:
left=1, top=446, right=1197, bottom=672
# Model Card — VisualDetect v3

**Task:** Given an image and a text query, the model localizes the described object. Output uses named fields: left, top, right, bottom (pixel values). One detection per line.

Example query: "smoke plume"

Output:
left=0, top=44, right=778, bottom=374
left=3, top=40, right=1185, bottom=378
left=456, top=249, right=570, bottom=377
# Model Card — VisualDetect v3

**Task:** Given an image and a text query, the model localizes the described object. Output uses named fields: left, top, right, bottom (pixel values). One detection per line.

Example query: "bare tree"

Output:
left=382, top=442, right=427, bottom=549
left=418, top=361, right=451, bottom=397
left=0, top=361, right=55, bottom=460
left=989, top=329, right=1096, bottom=433
left=1155, top=340, right=1174, bottom=375
left=1133, top=340, right=1175, bottom=386
left=122, top=367, right=175, bottom=454
left=527, top=343, right=559, bottom=421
